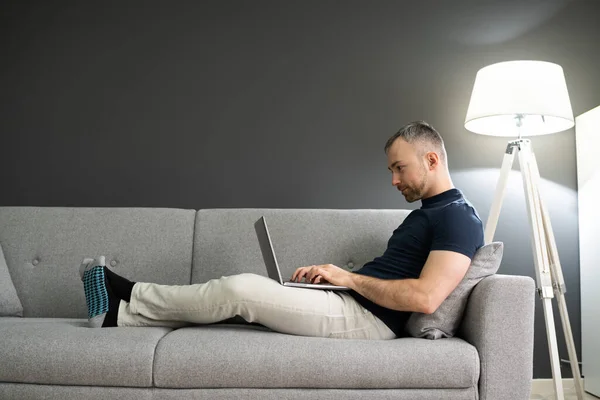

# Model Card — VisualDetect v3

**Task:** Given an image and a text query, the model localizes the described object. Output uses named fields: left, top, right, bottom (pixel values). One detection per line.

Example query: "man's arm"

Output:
left=348, top=250, right=472, bottom=314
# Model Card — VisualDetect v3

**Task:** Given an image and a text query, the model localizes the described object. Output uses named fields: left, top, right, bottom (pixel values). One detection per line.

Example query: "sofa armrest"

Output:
left=458, top=274, right=536, bottom=400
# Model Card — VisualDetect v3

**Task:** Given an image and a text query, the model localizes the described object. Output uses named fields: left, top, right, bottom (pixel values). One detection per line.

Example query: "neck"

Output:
left=423, top=172, right=454, bottom=199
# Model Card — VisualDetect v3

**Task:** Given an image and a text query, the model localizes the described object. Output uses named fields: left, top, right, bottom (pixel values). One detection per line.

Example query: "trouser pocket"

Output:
left=328, top=326, right=372, bottom=339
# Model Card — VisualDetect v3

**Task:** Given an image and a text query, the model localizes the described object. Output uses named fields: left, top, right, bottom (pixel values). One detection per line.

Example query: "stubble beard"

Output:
left=403, top=167, right=428, bottom=203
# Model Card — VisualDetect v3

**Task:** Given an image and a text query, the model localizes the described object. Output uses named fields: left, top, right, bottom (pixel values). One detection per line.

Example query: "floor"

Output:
left=530, top=380, right=600, bottom=400
left=530, top=393, right=599, bottom=400
left=530, top=392, right=598, bottom=400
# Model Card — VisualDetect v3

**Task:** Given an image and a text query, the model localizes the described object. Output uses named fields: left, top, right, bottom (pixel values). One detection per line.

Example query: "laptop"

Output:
left=254, top=216, right=351, bottom=291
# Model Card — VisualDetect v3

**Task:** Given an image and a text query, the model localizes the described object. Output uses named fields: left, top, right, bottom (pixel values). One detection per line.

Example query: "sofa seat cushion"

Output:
left=153, top=324, right=480, bottom=389
left=0, top=318, right=172, bottom=387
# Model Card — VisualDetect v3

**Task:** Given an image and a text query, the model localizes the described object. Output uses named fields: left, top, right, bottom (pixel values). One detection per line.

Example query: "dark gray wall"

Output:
left=1, top=0, right=599, bottom=379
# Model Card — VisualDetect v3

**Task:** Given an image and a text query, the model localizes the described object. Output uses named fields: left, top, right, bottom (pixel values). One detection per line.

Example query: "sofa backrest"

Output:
left=0, top=207, right=195, bottom=318
left=0, top=207, right=411, bottom=318
left=192, top=209, right=410, bottom=284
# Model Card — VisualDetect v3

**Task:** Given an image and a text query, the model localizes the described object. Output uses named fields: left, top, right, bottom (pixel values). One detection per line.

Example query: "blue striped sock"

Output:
left=80, top=257, right=109, bottom=328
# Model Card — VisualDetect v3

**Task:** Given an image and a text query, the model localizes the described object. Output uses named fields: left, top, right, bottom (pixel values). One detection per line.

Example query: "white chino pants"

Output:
left=117, top=273, right=395, bottom=340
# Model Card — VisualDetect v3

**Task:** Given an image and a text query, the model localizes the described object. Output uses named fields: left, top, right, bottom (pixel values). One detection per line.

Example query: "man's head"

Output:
left=384, top=121, right=449, bottom=202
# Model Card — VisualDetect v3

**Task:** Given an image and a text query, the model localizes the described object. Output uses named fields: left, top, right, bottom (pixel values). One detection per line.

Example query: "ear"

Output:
left=426, top=152, right=439, bottom=170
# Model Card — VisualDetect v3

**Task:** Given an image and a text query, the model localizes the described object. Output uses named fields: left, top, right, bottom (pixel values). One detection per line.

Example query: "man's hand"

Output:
left=291, top=264, right=353, bottom=287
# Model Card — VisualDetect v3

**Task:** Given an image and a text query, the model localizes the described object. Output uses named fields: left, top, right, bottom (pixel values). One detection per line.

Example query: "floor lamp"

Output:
left=464, top=60, right=584, bottom=400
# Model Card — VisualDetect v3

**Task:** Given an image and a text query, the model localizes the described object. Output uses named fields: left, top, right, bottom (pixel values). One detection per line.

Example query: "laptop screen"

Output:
left=254, top=216, right=285, bottom=284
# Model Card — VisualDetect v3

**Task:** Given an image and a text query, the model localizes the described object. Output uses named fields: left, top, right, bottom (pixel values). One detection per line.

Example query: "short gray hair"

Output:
left=384, top=121, right=447, bottom=165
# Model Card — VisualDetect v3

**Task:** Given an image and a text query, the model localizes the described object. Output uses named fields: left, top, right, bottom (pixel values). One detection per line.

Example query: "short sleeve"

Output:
left=430, top=203, right=484, bottom=259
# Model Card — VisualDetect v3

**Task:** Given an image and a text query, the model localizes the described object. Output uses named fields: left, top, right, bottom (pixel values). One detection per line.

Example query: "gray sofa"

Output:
left=0, top=207, right=535, bottom=400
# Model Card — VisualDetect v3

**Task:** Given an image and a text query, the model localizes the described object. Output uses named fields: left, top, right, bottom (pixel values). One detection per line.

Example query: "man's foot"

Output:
left=79, top=256, right=119, bottom=328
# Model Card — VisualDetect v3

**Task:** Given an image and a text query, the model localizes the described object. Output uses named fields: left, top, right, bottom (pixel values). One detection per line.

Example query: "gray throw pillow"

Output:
left=0, top=243, right=24, bottom=317
left=406, top=242, right=503, bottom=339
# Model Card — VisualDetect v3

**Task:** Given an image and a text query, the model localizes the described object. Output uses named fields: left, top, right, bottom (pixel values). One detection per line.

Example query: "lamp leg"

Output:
left=518, top=141, right=565, bottom=400
left=540, top=298, right=567, bottom=399
left=556, top=293, right=585, bottom=399
left=530, top=152, right=585, bottom=399
left=484, top=143, right=516, bottom=244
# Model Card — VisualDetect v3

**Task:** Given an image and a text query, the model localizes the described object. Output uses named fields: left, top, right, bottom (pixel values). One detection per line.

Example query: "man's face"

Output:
left=386, top=138, right=428, bottom=203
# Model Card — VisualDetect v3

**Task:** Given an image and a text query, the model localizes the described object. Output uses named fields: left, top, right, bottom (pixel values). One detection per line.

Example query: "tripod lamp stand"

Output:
left=464, top=60, right=583, bottom=400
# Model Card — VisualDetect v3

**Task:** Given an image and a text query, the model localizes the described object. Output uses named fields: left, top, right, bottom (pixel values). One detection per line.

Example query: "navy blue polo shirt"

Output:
left=348, top=188, right=484, bottom=337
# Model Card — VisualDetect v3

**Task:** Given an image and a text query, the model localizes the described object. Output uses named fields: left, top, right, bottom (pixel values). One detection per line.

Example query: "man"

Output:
left=80, top=120, right=484, bottom=339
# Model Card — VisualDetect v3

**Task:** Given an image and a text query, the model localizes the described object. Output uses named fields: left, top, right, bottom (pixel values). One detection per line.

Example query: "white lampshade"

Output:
left=464, top=60, right=574, bottom=137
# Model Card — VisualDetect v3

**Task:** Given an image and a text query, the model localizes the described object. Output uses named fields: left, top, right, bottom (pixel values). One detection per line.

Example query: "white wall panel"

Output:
left=575, top=105, right=600, bottom=397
